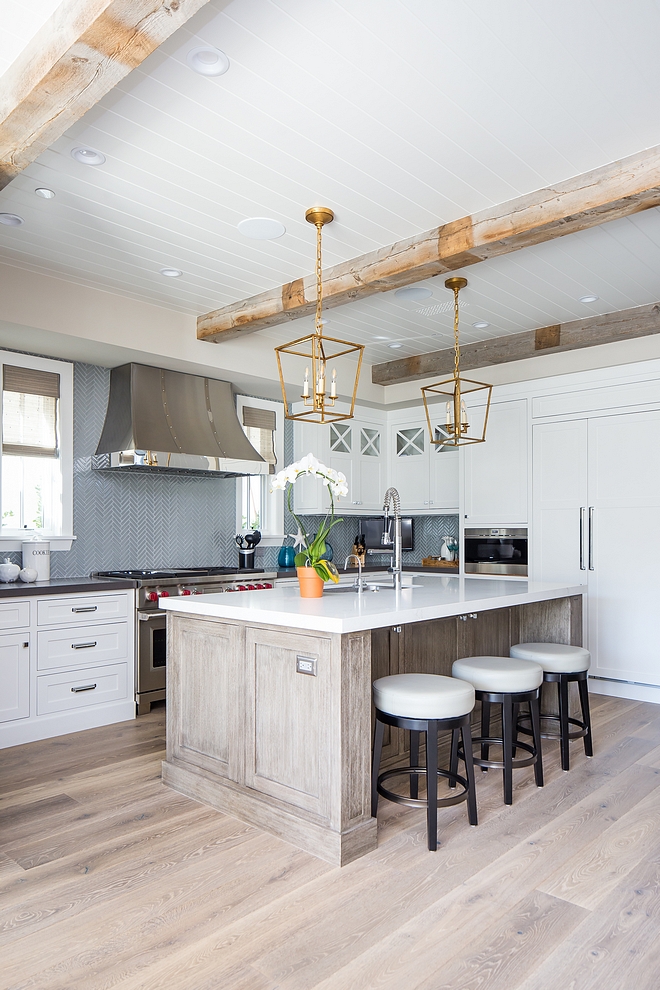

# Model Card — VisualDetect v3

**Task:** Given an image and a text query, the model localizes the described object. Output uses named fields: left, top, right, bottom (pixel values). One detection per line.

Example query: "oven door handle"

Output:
left=138, top=612, right=166, bottom=620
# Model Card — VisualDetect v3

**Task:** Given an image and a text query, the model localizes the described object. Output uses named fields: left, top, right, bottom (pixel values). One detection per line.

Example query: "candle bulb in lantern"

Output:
left=317, top=364, right=325, bottom=395
left=302, top=367, right=310, bottom=398
left=330, top=368, right=337, bottom=398
left=461, top=399, right=468, bottom=430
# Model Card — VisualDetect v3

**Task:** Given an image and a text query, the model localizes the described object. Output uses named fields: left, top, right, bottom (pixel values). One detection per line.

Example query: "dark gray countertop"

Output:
left=0, top=576, right=137, bottom=598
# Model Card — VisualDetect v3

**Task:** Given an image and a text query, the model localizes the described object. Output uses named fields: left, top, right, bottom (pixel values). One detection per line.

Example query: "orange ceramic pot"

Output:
left=296, top=566, right=324, bottom=598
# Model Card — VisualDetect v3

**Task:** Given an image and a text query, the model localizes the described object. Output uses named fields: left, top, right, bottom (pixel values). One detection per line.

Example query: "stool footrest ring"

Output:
left=459, top=736, right=538, bottom=772
left=518, top=713, right=588, bottom=742
left=377, top=766, right=469, bottom=810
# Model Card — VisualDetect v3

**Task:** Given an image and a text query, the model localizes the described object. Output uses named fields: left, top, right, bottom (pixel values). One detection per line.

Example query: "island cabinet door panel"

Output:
left=167, top=617, right=244, bottom=782
left=244, top=628, right=333, bottom=819
left=371, top=625, right=405, bottom=766
left=403, top=617, right=458, bottom=676
left=455, top=608, right=512, bottom=662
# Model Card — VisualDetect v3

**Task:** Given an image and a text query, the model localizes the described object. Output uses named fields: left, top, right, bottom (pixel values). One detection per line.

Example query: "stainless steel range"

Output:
left=94, top=568, right=277, bottom=714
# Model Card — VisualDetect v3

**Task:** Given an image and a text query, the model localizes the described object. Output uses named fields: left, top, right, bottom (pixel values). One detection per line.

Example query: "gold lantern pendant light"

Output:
left=275, top=207, right=364, bottom=424
left=421, top=277, right=493, bottom=447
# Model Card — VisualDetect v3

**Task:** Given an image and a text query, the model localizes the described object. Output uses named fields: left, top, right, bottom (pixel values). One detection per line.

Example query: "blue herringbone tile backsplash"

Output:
left=51, top=363, right=239, bottom=578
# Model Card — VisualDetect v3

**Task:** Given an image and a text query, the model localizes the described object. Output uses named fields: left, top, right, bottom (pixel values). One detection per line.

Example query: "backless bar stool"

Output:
left=451, top=656, right=544, bottom=805
left=510, top=643, right=592, bottom=771
left=372, top=673, right=478, bottom=851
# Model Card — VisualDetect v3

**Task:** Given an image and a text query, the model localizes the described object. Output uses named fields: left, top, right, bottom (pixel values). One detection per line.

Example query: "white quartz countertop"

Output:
left=160, top=574, right=585, bottom=635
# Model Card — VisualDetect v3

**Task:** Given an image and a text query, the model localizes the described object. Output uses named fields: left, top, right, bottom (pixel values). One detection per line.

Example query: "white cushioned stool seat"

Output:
left=510, top=642, right=591, bottom=673
left=373, top=673, right=475, bottom=720
left=452, top=656, right=543, bottom=694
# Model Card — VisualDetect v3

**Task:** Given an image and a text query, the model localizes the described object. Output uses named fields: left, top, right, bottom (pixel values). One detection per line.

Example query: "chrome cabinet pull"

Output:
left=588, top=507, right=595, bottom=570
left=71, top=683, right=96, bottom=693
left=72, top=606, right=97, bottom=613
left=579, top=507, right=586, bottom=570
left=71, top=641, right=97, bottom=650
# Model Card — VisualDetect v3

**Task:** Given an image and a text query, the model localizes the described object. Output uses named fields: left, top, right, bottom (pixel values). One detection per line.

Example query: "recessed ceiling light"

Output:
left=395, top=286, right=432, bottom=301
left=187, top=46, right=230, bottom=76
left=579, top=294, right=599, bottom=303
left=0, top=213, right=24, bottom=226
left=71, top=147, right=106, bottom=166
left=159, top=267, right=183, bottom=278
left=388, top=342, right=403, bottom=349
left=472, top=321, right=490, bottom=329
left=373, top=335, right=389, bottom=340
left=35, top=187, right=55, bottom=199
left=237, top=217, right=286, bottom=239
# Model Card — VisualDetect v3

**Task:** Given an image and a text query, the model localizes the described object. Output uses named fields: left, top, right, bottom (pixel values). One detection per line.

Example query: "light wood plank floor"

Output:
left=2, top=693, right=660, bottom=990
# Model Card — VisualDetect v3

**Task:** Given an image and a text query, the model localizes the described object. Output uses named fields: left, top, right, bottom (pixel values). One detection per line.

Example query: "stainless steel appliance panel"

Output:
left=464, top=527, right=528, bottom=576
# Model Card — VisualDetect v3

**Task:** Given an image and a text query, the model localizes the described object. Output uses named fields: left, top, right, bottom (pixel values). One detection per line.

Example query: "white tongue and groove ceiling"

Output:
left=2, top=0, right=660, bottom=365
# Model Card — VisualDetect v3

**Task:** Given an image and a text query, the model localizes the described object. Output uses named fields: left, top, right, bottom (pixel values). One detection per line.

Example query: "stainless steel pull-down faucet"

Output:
left=382, top=486, right=403, bottom=590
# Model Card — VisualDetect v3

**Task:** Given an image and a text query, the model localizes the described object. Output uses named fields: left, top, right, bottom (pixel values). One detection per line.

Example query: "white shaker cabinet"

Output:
left=463, top=398, right=528, bottom=524
left=532, top=409, right=660, bottom=686
left=388, top=418, right=459, bottom=512
left=0, top=588, right=135, bottom=748
left=0, top=632, right=30, bottom=723
left=294, top=414, right=386, bottom=514
left=531, top=419, right=588, bottom=586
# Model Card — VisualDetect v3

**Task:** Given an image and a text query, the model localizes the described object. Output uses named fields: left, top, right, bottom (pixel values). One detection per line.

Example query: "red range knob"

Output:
left=237, top=585, right=247, bottom=591
left=159, top=590, right=170, bottom=598
left=146, top=591, right=158, bottom=602
left=247, top=584, right=256, bottom=590
left=263, top=583, right=273, bottom=589
left=181, top=589, right=191, bottom=596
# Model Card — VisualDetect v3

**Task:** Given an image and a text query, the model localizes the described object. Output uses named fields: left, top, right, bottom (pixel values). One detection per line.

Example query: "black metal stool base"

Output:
left=372, top=709, right=478, bottom=851
left=516, top=669, right=592, bottom=771
left=456, top=688, right=543, bottom=806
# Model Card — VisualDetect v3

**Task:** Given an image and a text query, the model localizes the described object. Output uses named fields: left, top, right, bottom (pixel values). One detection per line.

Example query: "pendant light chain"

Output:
left=452, top=284, right=461, bottom=380
left=315, top=220, right=323, bottom=335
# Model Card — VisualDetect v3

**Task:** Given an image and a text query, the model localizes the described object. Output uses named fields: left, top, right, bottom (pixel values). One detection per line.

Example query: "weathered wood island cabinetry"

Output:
left=162, top=578, right=583, bottom=866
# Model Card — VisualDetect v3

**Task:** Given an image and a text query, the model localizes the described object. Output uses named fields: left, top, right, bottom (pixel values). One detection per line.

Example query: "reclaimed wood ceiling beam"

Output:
left=0, top=0, right=212, bottom=190
left=198, top=145, right=660, bottom=343
left=371, top=302, right=660, bottom=385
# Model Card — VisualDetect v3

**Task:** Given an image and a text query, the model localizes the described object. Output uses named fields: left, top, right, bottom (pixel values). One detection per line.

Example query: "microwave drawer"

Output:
left=37, top=663, right=128, bottom=714
left=37, top=594, right=128, bottom=627
left=37, top=622, right=128, bottom=670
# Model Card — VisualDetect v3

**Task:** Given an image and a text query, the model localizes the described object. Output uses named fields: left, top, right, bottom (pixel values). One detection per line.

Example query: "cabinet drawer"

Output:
left=37, top=663, right=128, bottom=715
left=37, top=594, right=128, bottom=627
left=37, top=622, right=128, bottom=670
left=0, top=600, right=30, bottom=630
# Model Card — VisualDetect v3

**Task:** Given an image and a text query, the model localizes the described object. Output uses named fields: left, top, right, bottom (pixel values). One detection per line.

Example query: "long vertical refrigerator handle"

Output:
left=588, top=506, right=595, bottom=570
left=579, top=507, right=586, bottom=570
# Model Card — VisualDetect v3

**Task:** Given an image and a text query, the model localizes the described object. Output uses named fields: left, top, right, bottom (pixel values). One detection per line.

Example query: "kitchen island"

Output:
left=161, top=575, right=584, bottom=866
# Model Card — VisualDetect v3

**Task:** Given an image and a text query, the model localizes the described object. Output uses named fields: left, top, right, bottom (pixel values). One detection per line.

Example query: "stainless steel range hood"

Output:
left=94, top=364, right=269, bottom=476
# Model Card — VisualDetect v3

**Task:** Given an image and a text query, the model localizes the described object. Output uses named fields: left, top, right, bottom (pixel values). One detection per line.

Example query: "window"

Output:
left=0, top=352, right=73, bottom=549
left=235, top=395, right=284, bottom=545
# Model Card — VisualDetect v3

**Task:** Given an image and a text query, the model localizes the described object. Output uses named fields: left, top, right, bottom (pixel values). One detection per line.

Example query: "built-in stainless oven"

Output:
left=464, top=527, right=528, bottom=576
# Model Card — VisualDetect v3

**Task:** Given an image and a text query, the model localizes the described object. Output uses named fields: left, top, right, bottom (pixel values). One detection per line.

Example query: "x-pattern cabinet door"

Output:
left=389, top=422, right=429, bottom=510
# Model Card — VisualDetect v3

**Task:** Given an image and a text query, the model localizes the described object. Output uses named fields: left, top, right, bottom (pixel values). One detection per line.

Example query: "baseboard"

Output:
left=0, top=699, right=136, bottom=749
left=588, top=676, right=660, bottom=705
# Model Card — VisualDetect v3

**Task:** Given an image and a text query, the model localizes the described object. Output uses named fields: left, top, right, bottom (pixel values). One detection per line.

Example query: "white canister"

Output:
left=22, top=540, right=50, bottom=581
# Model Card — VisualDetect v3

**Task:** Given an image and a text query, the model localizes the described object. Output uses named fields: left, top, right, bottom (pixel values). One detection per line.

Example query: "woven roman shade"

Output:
left=2, top=365, right=60, bottom=458
left=242, top=406, right=276, bottom=473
